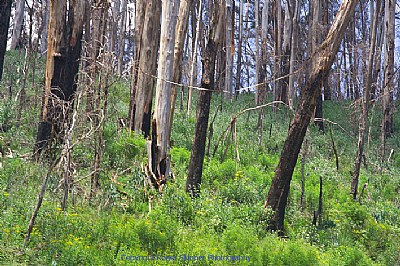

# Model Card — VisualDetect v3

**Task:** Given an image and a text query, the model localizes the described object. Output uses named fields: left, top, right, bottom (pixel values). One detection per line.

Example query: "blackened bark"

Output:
left=264, top=0, right=359, bottom=234
left=34, top=1, right=84, bottom=158
left=186, top=2, right=220, bottom=197
left=186, top=51, right=215, bottom=197
left=0, top=0, right=12, bottom=82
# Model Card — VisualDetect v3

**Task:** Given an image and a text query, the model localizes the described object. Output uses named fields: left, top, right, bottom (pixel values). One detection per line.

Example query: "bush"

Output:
left=135, top=210, right=178, bottom=255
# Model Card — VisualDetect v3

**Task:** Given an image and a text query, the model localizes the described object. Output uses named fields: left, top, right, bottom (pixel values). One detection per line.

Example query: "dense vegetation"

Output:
left=1, top=51, right=399, bottom=265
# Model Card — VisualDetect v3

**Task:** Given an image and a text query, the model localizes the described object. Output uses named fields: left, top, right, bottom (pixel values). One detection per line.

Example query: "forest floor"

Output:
left=0, top=51, right=400, bottom=265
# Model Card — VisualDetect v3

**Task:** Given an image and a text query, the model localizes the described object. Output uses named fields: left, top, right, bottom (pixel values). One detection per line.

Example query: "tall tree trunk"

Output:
left=273, top=0, right=282, bottom=105
left=10, top=0, right=25, bottom=50
left=288, top=0, right=299, bottom=109
left=311, top=0, right=326, bottom=132
left=89, top=0, right=109, bottom=197
left=186, top=0, right=222, bottom=197
left=264, top=0, right=359, bottom=234
left=169, top=0, right=192, bottom=140
left=235, top=0, right=244, bottom=98
left=40, top=0, right=50, bottom=53
left=0, top=0, right=12, bottom=82
left=147, top=0, right=180, bottom=192
left=225, top=0, right=233, bottom=99
left=117, top=0, right=127, bottom=76
left=351, top=0, right=381, bottom=199
left=187, top=0, right=203, bottom=115
left=280, top=1, right=293, bottom=107
left=128, top=0, right=146, bottom=130
left=380, top=0, right=395, bottom=160
left=34, top=0, right=85, bottom=158
left=254, top=0, right=260, bottom=104
left=259, top=0, right=269, bottom=104
left=133, top=0, right=161, bottom=136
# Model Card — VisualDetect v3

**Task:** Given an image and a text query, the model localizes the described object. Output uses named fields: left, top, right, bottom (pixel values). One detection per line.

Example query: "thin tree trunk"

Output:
left=186, top=0, right=222, bottom=197
left=351, top=0, right=381, bottom=199
left=288, top=0, right=299, bottom=109
left=235, top=0, right=244, bottom=98
left=225, top=0, right=233, bottom=99
left=187, top=0, right=202, bottom=116
left=265, top=0, right=359, bottom=234
left=117, top=0, right=127, bottom=76
left=0, top=0, right=12, bottom=82
left=169, top=0, right=192, bottom=139
left=380, top=0, right=395, bottom=161
left=259, top=0, right=269, bottom=104
left=273, top=0, right=282, bottom=106
left=40, top=0, right=49, bottom=53
left=128, top=0, right=145, bottom=130
left=254, top=0, right=260, bottom=104
left=10, top=0, right=25, bottom=50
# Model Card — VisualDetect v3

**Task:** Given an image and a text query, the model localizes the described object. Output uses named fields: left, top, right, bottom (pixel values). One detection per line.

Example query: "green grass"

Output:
left=0, top=51, right=399, bottom=265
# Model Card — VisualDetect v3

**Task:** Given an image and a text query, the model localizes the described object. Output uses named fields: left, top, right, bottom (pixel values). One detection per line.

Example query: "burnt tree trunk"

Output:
left=0, top=0, right=12, bottom=82
left=34, top=0, right=85, bottom=158
left=186, top=0, right=222, bottom=197
left=264, top=0, right=359, bottom=234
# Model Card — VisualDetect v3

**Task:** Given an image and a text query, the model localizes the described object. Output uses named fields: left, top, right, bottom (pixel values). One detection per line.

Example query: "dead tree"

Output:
left=34, top=0, right=85, bottom=158
left=146, top=0, right=180, bottom=193
left=351, top=0, right=381, bottom=199
left=186, top=0, right=223, bottom=197
left=0, top=0, right=12, bottom=82
left=264, top=0, right=359, bottom=234
left=10, top=0, right=25, bottom=50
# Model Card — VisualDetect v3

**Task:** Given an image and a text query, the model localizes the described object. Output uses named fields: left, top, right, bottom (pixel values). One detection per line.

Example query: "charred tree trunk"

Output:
left=34, top=0, right=85, bottom=158
left=133, top=0, right=161, bottom=136
left=264, top=0, right=359, bottom=234
left=148, top=0, right=180, bottom=193
left=186, top=0, right=222, bottom=197
left=0, top=0, right=12, bottom=82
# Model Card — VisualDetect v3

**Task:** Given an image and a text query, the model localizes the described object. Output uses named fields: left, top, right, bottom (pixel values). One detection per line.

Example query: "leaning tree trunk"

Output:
left=351, top=0, right=381, bottom=199
left=147, top=0, right=180, bottom=192
left=10, top=0, right=25, bottom=50
left=0, top=0, right=12, bottom=82
left=34, top=0, right=85, bottom=158
left=264, top=0, right=359, bottom=234
left=186, top=0, right=222, bottom=197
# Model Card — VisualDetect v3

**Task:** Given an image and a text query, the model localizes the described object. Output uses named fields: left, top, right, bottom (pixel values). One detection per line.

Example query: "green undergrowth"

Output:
left=1, top=51, right=400, bottom=265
